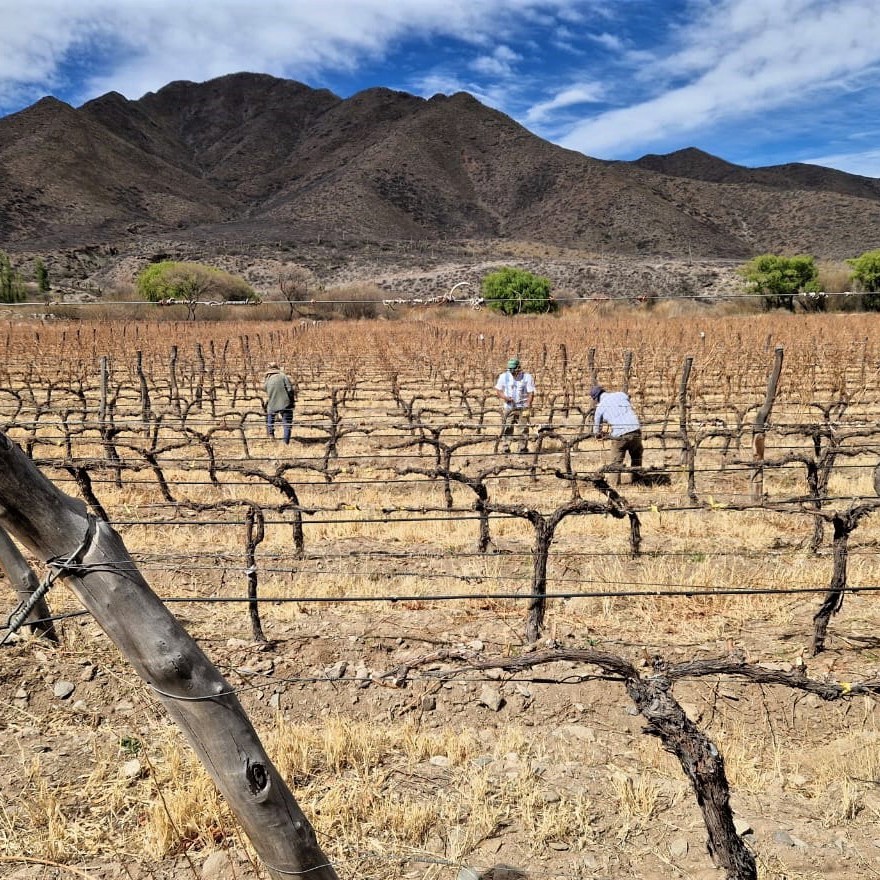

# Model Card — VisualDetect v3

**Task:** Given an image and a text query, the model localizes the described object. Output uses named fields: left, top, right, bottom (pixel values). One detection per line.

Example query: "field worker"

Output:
left=591, top=385, right=642, bottom=484
left=495, top=356, right=536, bottom=453
left=264, top=362, right=296, bottom=444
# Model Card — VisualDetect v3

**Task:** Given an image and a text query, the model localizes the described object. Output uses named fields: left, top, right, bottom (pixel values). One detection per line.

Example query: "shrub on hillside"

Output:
left=482, top=267, right=555, bottom=315
left=738, top=254, right=819, bottom=311
left=137, top=261, right=255, bottom=319
left=847, top=249, right=880, bottom=310
left=0, top=251, right=26, bottom=304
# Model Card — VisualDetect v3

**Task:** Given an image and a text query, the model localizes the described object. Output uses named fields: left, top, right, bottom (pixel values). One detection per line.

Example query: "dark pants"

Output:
left=267, top=408, right=293, bottom=444
left=610, top=429, right=643, bottom=484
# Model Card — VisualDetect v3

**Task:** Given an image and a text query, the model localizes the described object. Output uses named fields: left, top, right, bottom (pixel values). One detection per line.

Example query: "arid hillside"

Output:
left=2, top=72, right=880, bottom=268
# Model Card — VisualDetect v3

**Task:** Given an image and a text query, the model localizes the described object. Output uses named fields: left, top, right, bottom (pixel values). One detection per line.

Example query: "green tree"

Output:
left=0, top=252, right=25, bottom=304
left=34, top=259, right=50, bottom=294
left=738, top=254, right=818, bottom=311
left=136, top=261, right=255, bottom=320
left=846, top=249, right=880, bottom=310
left=482, top=267, right=555, bottom=315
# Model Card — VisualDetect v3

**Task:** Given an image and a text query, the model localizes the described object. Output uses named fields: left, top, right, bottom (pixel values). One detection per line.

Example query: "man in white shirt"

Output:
left=495, top=357, right=536, bottom=453
left=591, top=385, right=642, bottom=484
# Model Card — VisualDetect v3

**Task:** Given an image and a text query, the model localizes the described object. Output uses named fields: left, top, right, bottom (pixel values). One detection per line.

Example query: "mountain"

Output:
left=2, top=72, right=880, bottom=261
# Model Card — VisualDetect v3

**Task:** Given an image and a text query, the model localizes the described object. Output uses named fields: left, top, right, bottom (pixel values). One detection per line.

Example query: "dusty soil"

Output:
left=2, top=314, right=880, bottom=880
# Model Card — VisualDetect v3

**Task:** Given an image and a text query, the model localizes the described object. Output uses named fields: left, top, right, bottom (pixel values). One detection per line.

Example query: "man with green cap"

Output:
left=494, top=356, right=536, bottom=453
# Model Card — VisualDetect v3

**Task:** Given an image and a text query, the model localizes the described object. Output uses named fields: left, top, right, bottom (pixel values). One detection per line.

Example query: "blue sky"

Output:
left=1, top=0, right=878, bottom=176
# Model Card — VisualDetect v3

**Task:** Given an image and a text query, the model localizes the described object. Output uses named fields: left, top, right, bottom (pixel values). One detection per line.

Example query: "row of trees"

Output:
left=740, top=249, right=880, bottom=311
left=6, top=249, right=880, bottom=315
left=0, top=251, right=49, bottom=303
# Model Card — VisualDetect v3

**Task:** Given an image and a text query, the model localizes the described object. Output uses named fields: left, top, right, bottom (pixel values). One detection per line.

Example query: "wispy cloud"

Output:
left=1, top=0, right=880, bottom=175
left=558, top=0, right=880, bottom=162
left=524, top=83, right=604, bottom=125
left=803, top=147, right=880, bottom=178
left=0, top=0, right=590, bottom=108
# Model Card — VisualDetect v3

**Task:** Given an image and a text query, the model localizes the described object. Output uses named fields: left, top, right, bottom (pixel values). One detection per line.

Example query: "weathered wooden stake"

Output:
left=0, top=432, right=338, bottom=880
left=0, top=525, right=58, bottom=643
left=750, top=346, right=784, bottom=502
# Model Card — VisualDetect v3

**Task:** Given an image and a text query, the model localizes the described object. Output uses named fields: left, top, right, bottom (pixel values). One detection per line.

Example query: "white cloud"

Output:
left=589, top=32, right=625, bottom=52
left=803, top=148, right=880, bottom=179
left=0, top=0, right=591, bottom=109
left=470, top=45, right=522, bottom=77
left=559, top=0, right=880, bottom=160
left=524, top=83, right=604, bottom=124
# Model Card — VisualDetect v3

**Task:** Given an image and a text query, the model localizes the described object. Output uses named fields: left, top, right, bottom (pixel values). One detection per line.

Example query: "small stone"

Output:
left=669, top=837, right=689, bottom=858
left=53, top=681, right=75, bottom=700
left=421, top=694, right=436, bottom=711
left=457, top=868, right=480, bottom=880
left=429, top=755, right=451, bottom=768
left=479, top=684, right=504, bottom=712
left=679, top=702, right=702, bottom=721
left=121, top=759, right=143, bottom=779
left=324, top=661, right=347, bottom=681
left=468, top=640, right=484, bottom=652
left=201, top=850, right=235, bottom=880
left=269, top=693, right=281, bottom=710
left=733, top=817, right=753, bottom=836
left=548, top=840, right=570, bottom=851
left=79, top=664, right=97, bottom=682
left=226, top=638, right=250, bottom=649
left=72, top=700, right=90, bottom=714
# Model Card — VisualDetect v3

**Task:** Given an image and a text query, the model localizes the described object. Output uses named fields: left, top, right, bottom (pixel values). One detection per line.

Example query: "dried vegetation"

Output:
left=1, top=309, right=880, bottom=880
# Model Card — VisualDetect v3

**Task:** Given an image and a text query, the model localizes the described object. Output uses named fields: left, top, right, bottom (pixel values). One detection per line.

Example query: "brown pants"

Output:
left=501, top=407, right=531, bottom=452
left=610, top=430, right=643, bottom=484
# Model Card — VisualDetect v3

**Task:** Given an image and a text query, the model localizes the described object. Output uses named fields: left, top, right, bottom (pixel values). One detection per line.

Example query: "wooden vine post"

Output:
left=750, top=346, right=784, bottom=502
left=0, top=432, right=338, bottom=880
left=0, top=525, right=58, bottom=643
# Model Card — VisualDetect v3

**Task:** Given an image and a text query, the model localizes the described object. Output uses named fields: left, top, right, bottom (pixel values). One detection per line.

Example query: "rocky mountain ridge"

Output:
left=1, top=73, right=879, bottom=297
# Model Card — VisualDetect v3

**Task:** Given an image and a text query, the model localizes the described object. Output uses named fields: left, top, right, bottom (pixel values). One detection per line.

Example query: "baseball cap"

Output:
left=507, top=357, right=520, bottom=370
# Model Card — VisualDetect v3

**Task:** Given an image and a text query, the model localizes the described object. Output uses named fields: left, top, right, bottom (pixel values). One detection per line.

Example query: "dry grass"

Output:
left=3, top=312, right=880, bottom=879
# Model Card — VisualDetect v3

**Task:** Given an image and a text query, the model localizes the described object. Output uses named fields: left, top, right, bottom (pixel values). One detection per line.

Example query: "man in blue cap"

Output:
left=591, top=385, right=642, bottom=484
left=495, top=356, right=536, bottom=453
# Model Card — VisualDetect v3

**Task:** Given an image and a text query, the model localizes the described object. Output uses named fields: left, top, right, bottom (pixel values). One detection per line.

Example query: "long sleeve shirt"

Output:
left=594, top=391, right=640, bottom=438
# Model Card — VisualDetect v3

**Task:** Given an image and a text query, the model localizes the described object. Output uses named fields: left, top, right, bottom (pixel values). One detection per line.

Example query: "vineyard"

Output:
left=2, top=308, right=880, bottom=880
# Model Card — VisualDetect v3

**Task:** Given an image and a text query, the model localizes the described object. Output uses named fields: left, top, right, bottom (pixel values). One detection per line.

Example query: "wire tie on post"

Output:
left=2, top=515, right=96, bottom=646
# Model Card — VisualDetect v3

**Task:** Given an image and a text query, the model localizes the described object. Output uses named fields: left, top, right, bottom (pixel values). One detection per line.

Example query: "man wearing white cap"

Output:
left=495, top=356, right=536, bottom=453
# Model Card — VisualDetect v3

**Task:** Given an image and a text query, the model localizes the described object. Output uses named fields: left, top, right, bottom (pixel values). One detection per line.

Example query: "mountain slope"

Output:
left=1, top=72, right=879, bottom=260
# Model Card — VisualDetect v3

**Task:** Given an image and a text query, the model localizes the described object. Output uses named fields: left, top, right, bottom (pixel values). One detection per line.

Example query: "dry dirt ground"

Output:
left=2, top=314, right=880, bottom=880
left=3, top=582, right=880, bottom=880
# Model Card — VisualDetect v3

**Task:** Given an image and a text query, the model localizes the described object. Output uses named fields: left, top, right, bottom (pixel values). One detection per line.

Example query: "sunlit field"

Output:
left=2, top=307, right=880, bottom=880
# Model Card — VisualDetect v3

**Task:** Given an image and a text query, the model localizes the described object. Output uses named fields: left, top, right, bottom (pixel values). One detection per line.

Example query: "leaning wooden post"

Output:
left=0, top=525, right=58, bottom=643
left=750, top=346, right=784, bottom=503
left=678, top=355, right=697, bottom=502
left=0, top=432, right=338, bottom=880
